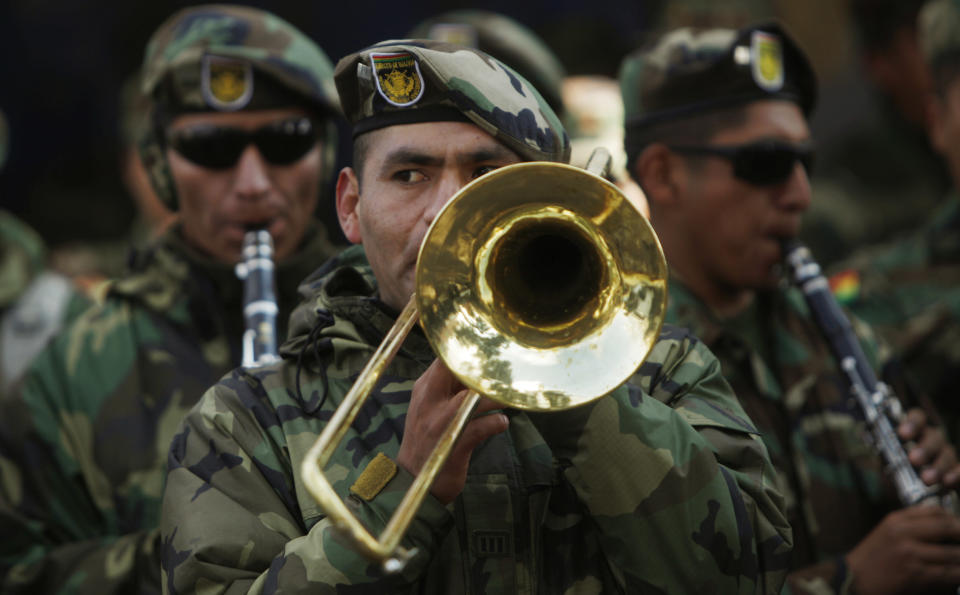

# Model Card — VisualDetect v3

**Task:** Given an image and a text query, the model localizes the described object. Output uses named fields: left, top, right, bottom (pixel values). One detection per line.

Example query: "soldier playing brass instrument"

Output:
left=159, top=38, right=792, bottom=594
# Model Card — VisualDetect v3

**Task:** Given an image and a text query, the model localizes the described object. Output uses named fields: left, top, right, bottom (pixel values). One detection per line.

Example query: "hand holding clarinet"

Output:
left=783, top=239, right=960, bottom=594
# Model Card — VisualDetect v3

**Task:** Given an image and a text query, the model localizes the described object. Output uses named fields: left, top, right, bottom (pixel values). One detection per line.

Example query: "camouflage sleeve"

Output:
left=160, top=372, right=450, bottom=594
left=527, top=324, right=792, bottom=594
left=0, top=323, right=162, bottom=593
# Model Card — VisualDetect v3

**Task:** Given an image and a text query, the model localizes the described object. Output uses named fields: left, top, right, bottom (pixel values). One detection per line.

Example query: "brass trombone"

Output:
left=301, top=159, right=668, bottom=572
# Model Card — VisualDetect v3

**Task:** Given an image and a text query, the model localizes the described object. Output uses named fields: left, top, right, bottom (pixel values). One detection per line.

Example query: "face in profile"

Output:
left=336, top=121, right=522, bottom=311
left=165, top=107, right=324, bottom=264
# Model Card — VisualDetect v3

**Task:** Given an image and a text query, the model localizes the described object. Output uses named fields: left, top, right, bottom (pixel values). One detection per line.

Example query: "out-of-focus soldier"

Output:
left=622, top=22, right=960, bottom=594
left=828, top=0, right=960, bottom=442
left=0, top=109, right=92, bottom=394
left=0, top=5, right=341, bottom=592
left=801, top=0, right=951, bottom=266
left=563, top=75, right=649, bottom=216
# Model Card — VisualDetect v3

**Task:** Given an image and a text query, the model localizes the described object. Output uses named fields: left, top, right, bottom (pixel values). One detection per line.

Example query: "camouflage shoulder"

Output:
left=631, top=323, right=758, bottom=435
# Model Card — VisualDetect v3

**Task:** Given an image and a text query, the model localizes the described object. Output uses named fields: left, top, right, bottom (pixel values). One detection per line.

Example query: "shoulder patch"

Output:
left=371, top=52, right=425, bottom=107
left=202, top=55, right=253, bottom=111
left=751, top=31, right=784, bottom=92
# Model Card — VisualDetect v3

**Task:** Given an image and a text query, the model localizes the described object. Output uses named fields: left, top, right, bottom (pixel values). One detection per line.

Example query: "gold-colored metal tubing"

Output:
left=380, top=390, right=481, bottom=553
left=301, top=297, right=419, bottom=563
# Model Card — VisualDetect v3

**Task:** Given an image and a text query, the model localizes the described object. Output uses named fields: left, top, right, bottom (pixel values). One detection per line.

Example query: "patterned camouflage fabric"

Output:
left=138, top=4, right=341, bottom=209
left=0, top=225, right=335, bottom=593
left=406, top=10, right=567, bottom=115
left=665, top=277, right=915, bottom=595
left=0, top=211, right=91, bottom=393
left=828, top=194, right=960, bottom=441
left=619, top=22, right=816, bottom=132
left=160, top=245, right=792, bottom=594
left=335, top=40, right=570, bottom=163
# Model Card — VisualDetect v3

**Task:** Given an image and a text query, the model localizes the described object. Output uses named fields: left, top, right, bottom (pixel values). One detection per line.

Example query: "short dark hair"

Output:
left=625, top=105, right=749, bottom=185
left=351, top=132, right=373, bottom=191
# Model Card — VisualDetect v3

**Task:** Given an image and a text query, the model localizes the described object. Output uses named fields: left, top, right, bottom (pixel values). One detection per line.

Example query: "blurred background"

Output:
left=0, top=0, right=879, bottom=252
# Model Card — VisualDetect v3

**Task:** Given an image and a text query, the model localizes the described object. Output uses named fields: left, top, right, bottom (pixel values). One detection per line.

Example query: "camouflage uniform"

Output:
left=825, top=0, right=960, bottom=440
left=620, top=24, right=922, bottom=595
left=0, top=6, right=339, bottom=593
left=828, top=194, right=960, bottom=440
left=0, top=210, right=91, bottom=393
left=161, top=246, right=791, bottom=594
left=160, top=40, right=792, bottom=594
left=666, top=279, right=903, bottom=594
left=0, top=116, right=91, bottom=393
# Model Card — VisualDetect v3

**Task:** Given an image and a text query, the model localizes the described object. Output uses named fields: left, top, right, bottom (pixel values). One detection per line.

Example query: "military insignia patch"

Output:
left=371, top=52, right=425, bottom=107
left=751, top=31, right=784, bottom=92
left=202, top=55, right=253, bottom=111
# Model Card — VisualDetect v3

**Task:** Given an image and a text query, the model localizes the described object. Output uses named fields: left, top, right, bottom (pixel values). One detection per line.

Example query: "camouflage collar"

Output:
left=0, top=211, right=46, bottom=308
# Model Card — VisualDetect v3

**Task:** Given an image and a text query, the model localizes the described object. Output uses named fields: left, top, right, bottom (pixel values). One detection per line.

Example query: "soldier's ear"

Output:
left=336, top=167, right=363, bottom=244
left=635, top=143, right=682, bottom=208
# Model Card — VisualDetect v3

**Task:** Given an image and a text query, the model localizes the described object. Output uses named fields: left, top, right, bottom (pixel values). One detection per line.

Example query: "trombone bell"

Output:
left=301, top=161, right=668, bottom=571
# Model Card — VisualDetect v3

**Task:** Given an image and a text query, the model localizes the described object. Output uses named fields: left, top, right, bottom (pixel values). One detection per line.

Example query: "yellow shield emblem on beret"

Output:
left=371, top=52, right=425, bottom=107
left=202, top=56, right=253, bottom=111
left=751, top=32, right=784, bottom=92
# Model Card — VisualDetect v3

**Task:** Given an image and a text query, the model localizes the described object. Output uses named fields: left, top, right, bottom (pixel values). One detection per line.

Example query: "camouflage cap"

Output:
left=919, top=0, right=960, bottom=72
left=619, top=22, right=817, bottom=130
left=334, top=39, right=570, bottom=163
left=141, top=4, right=339, bottom=116
left=406, top=10, right=567, bottom=115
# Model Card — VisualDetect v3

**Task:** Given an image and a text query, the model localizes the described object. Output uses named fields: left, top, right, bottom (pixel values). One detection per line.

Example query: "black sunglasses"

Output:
left=167, top=117, right=319, bottom=169
left=667, top=140, right=814, bottom=186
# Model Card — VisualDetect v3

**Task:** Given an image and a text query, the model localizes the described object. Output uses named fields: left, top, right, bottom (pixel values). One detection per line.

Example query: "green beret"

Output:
left=920, top=0, right=960, bottom=69
left=141, top=4, right=339, bottom=116
left=619, top=22, right=817, bottom=130
left=334, top=40, right=569, bottom=164
left=407, top=10, right=567, bottom=115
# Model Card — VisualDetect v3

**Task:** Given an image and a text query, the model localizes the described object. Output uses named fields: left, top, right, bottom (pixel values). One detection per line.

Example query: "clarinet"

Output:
left=235, top=229, right=281, bottom=368
left=782, top=239, right=951, bottom=508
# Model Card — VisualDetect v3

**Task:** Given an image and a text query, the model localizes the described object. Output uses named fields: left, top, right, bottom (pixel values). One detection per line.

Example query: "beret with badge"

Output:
left=334, top=39, right=570, bottom=164
left=138, top=4, right=341, bottom=208
left=619, top=22, right=817, bottom=134
left=406, top=10, right=567, bottom=116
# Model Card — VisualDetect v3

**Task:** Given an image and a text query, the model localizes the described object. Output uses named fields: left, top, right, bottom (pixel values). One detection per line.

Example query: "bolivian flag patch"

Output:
left=829, top=269, right=861, bottom=304
left=371, top=52, right=425, bottom=107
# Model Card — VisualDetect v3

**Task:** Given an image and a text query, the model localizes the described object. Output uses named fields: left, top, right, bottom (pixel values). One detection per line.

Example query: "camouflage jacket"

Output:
left=160, top=245, right=792, bottom=595
left=828, top=193, right=960, bottom=441
left=0, top=223, right=335, bottom=594
left=0, top=210, right=91, bottom=393
left=665, top=278, right=904, bottom=595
